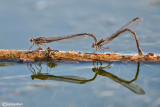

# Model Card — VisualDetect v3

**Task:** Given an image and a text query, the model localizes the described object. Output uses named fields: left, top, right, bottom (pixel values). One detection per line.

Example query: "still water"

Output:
left=0, top=61, right=160, bottom=107
left=0, top=0, right=160, bottom=107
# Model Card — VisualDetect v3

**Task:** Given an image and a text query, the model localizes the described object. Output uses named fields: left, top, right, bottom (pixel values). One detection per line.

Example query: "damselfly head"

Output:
left=30, top=37, right=34, bottom=43
left=92, top=43, right=96, bottom=48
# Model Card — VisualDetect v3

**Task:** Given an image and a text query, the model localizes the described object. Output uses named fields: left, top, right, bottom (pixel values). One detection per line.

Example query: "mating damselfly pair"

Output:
left=29, top=17, right=144, bottom=55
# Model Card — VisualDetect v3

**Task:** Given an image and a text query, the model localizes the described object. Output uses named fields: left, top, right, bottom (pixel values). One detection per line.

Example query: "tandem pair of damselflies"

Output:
left=29, top=17, right=144, bottom=55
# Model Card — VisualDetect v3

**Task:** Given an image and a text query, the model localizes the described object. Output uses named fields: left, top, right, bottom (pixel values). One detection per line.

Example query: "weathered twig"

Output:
left=0, top=50, right=159, bottom=63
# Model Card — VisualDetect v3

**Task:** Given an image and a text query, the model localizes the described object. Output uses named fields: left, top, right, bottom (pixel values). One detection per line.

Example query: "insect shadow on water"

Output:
left=27, top=61, right=145, bottom=94
left=27, top=62, right=98, bottom=84
left=92, top=61, right=145, bottom=95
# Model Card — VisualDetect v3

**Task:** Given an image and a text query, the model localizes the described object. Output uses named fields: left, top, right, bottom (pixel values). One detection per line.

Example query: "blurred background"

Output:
left=0, top=0, right=160, bottom=54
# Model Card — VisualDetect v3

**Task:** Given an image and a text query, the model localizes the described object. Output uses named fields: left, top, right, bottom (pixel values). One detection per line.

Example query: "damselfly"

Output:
left=92, top=17, right=144, bottom=55
left=29, top=33, right=97, bottom=51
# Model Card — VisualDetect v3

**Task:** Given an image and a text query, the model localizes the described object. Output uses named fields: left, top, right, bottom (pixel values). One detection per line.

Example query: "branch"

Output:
left=0, top=50, right=159, bottom=62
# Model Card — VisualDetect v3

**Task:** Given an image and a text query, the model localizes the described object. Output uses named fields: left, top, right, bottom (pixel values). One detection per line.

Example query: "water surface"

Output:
left=0, top=61, right=160, bottom=107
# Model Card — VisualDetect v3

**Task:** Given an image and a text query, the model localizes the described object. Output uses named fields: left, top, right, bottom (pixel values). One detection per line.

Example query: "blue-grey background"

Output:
left=0, top=0, right=160, bottom=107
left=0, top=0, right=160, bottom=54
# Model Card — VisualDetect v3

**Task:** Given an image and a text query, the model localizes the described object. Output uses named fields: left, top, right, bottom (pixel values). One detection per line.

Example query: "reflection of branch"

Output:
left=28, top=62, right=98, bottom=84
left=92, top=61, right=145, bottom=95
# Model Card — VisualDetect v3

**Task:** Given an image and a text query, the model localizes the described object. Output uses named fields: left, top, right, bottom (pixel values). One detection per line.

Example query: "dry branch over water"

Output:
left=0, top=50, right=159, bottom=62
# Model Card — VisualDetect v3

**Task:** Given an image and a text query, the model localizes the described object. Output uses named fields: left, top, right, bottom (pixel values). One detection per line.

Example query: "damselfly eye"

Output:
left=92, top=43, right=95, bottom=48
left=30, top=38, right=34, bottom=43
left=30, top=39, right=33, bottom=43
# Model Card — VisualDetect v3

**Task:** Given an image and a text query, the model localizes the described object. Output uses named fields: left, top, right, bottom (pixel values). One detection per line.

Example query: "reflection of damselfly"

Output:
left=29, top=33, right=98, bottom=51
left=92, top=61, right=145, bottom=95
left=27, top=61, right=144, bottom=95
left=27, top=62, right=98, bottom=84
left=92, top=17, right=144, bottom=55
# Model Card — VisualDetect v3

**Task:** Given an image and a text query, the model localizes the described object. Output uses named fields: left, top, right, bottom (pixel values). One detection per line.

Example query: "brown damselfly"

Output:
left=29, top=33, right=98, bottom=51
left=92, top=17, right=144, bottom=55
